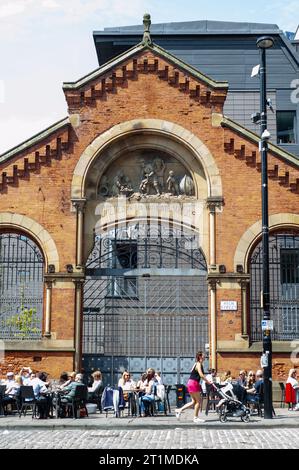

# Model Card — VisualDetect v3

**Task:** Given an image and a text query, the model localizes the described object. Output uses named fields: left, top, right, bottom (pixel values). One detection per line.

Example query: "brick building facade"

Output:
left=0, top=21, right=298, bottom=385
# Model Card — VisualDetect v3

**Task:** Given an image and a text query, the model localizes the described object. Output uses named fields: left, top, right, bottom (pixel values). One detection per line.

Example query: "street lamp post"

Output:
left=257, top=35, right=274, bottom=419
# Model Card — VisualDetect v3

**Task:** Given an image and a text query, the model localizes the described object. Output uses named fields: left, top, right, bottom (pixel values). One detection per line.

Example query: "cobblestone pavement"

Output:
left=0, top=427, right=298, bottom=449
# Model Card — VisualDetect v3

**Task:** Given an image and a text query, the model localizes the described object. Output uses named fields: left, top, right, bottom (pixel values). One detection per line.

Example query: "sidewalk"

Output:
left=1, top=408, right=299, bottom=430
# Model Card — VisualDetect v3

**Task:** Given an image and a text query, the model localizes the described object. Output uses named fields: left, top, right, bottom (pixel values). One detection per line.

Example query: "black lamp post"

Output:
left=256, top=35, right=274, bottom=419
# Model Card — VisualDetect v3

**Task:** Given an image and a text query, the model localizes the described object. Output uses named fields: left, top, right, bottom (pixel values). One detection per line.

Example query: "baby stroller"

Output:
left=212, top=382, right=250, bottom=423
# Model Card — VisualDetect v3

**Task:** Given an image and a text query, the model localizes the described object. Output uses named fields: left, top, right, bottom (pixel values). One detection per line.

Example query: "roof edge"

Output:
left=63, top=42, right=145, bottom=89
left=63, top=41, right=228, bottom=91
left=0, top=117, right=70, bottom=164
left=221, top=116, right=299, bottom=167
left=151, top=43, right=228, bottom=89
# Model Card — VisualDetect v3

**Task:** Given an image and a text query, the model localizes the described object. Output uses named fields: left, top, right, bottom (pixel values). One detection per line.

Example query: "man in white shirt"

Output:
left=28, top=373, right=48, bottom=398
left=4, top=372, right=15, bottom=386
left=28, top=372, right=49, bottom=419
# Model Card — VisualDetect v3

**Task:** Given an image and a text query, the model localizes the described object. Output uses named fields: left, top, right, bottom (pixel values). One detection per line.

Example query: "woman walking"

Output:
left=175, top=351, right=211, bottom=423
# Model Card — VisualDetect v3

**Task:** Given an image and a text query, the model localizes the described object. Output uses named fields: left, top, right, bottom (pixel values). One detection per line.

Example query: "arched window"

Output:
left=0, top=233, right=44, bottom=339
left=249, top=231, right=299, bottom=341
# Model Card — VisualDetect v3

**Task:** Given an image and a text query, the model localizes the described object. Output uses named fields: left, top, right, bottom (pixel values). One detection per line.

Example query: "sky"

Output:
left=0, top=0, right=298, bottom=154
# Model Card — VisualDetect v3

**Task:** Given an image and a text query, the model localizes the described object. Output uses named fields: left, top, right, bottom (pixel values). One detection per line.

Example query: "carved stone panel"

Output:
left=97, top=150, right=195, bottom=200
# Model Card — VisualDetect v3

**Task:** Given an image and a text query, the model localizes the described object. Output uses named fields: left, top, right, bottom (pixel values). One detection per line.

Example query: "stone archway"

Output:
left=0, top=212, right=60, bottom=271
left=234, top=213, right=299, bottom=272
left=71, top=119, right=222, bottom=200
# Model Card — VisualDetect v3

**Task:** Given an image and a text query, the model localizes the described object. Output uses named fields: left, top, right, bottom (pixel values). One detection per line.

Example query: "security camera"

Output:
left=266, top=98, right=274, bottom=113
left=261, top=129, right=271, bottom=140
left=251, top=112, right=261, bottom=124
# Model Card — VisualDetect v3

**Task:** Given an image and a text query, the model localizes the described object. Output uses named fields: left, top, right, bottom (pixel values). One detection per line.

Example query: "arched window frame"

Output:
left=248, top=229, right=299, bottom=342
left=0, top=230, right=45, bottom=340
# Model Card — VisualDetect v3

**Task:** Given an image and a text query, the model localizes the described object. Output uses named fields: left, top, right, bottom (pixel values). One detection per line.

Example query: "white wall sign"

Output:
left=261, top=320, right=274, bottom=331
left=220, top=301, right=238, bottom=311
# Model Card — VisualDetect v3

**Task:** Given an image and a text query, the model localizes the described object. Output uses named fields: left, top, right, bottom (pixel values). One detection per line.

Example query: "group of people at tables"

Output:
left=202, top=367, right=299, bottom=409
left=117, top=368, right=163, bottom=416
left=2, top=365, right=298, bottom=419
left=203, top=368, right=265, bottom=405
left=0, top=366, right=161, bottom=418
left=0, top=368, right=103, bottom=418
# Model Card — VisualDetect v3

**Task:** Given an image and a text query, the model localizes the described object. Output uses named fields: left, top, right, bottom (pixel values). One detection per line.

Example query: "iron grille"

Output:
left=83, top=223, right=208, bottom=385
left=0, top=233, right=44, bottom=340
left=249, top=232, right=299, bottom=341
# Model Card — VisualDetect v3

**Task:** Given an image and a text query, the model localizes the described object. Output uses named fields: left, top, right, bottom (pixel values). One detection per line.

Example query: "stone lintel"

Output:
left=3, top=339, right=74, bottom=352
left=217, top=341, right=298, bottom=353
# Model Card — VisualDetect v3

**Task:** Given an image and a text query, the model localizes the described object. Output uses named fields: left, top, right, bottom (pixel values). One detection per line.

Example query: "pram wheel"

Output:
left=241, top=414, right=250, bottom=423
left=219, top=413, right=227, bottom=423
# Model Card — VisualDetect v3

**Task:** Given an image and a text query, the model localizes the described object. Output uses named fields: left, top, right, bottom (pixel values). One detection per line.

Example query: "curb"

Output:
left=1, top=421, right=299, bottom=431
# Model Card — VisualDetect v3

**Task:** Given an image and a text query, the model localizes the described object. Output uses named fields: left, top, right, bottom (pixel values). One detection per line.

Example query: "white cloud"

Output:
left=0, top=1, right=28, bottom=19
left=0, top=0, right=150, bottom=42
left=42, top=0, right=60, bottom=9
left=0, top=80, right=4, bottom=104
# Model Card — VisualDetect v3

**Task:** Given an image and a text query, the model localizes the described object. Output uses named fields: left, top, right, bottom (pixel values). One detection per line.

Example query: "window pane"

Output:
left=281, top=249, right=299, bottom=284
left=277, top=111, right=296, bottom=144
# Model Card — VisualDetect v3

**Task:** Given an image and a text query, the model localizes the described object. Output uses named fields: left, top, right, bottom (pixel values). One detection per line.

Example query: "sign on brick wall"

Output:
left=220, top=300, right=238, bottom=311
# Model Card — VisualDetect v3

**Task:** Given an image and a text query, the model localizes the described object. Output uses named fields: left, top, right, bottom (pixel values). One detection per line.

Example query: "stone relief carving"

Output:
left=166, top=170, right=179, bottom=196
left=97, top=152, right=195, bottom=199
left=179, top=175, right=195, bottom=196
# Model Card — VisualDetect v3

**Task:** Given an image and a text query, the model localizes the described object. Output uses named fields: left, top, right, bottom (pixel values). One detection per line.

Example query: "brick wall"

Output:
left=0, top=49, right=298, bottom=376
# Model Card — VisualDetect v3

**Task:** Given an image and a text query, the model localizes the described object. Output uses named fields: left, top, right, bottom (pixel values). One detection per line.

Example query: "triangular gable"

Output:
left=62, top=41, right=228, bottom=111
left=63, top=41, right=228, bottom=91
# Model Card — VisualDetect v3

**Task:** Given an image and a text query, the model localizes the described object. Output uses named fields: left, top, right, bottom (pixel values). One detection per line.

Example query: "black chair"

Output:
left=278, top=382, right=285, bottom=408
left=153, top=385, right=168, bottom=415
left=122, top=391, right=138, bottom=417
left=205, top=383, right=220, bottom=415
left=65, top=385, right=89, bottom=419
left=88, top=383, right=104, bottom=413
left=165, top=385, right=172, bottom=414
left=18, top=386, right=37, bottom=418
left=0, top=385, right=7, bottom=415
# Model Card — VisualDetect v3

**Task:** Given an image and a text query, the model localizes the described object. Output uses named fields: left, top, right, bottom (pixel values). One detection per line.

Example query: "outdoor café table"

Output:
left=129, top=389, right=145, bottom=417
left=51, top=389, right=66, bottom=419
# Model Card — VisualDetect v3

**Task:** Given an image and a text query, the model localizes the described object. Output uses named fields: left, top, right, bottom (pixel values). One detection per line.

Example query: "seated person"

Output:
left=220, top=370, right=233, bottom=384
left=3, top=375, right=22, bottom=408
left=236, top=370, right=247, bottom=387
left=61, top=373, right=85, bottom=401
left=245, top=371, right=256, bottom=389
left=19, top=367, right=32, bottom=385
left=286, top=369, right=299, bottom=411
left=88, top=370, right=103, bottom=400
left=140, top=368, right=156, bottom=416
left=246, top=370, right=263, bottom=404
left=58, top=372, right=70, bottom=388
left=118, top=372, right=136, bottom=392
left=136, top=373, right=147, bottom=393
left=59, top=373, right=86, bottom=417
left=4, top=372, right=15, bottom=387
left=118, top=371, right=137, bottom=412
left=202, top=369, right=217, bottom=394
left=154, top=372, right=163, bottom=385
left=28, top=372, right=49, bottom=419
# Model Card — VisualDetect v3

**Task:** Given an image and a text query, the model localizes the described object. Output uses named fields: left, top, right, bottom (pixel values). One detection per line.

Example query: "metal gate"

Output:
left=0, top=233, right=44, bottom=339
left=82, top=224, right=208, bottom=386
left=249, top=232, right=299, bottom=341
